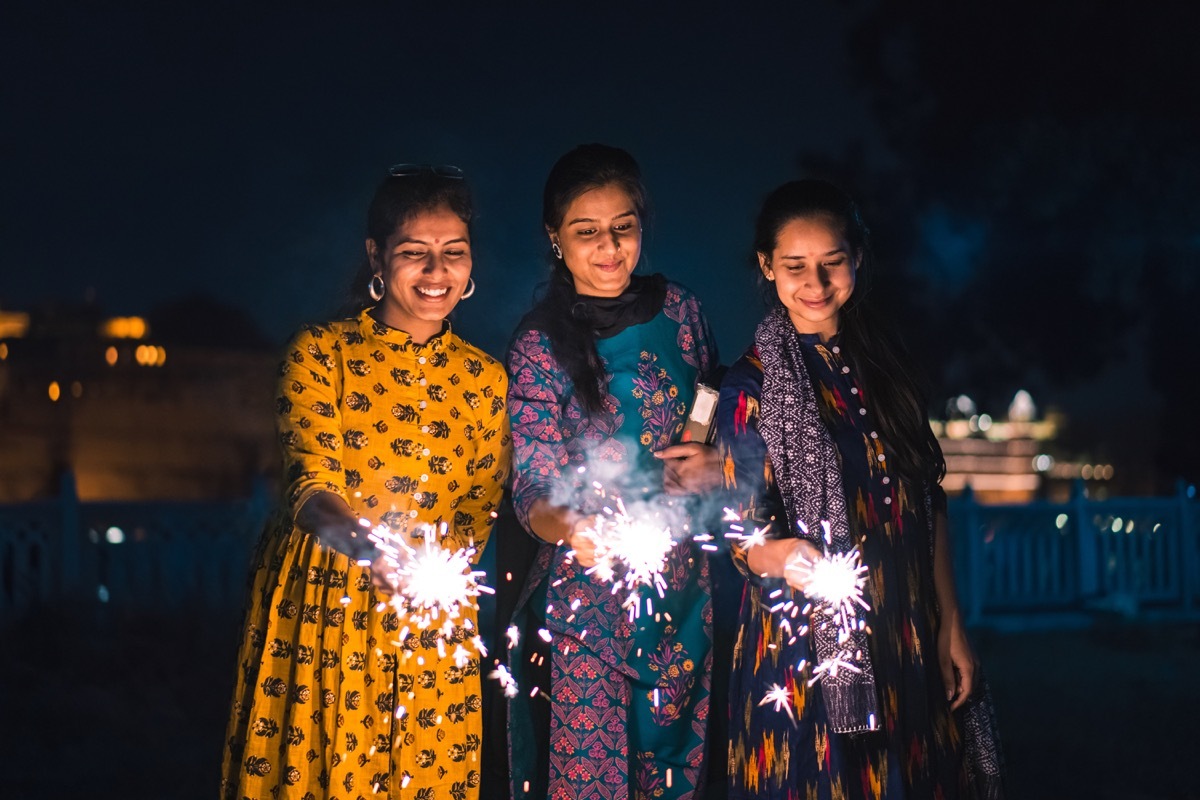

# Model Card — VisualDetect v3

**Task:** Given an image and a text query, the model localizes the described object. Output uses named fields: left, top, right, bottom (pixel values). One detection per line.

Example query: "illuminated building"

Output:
left=0, top=305, right=277, bottom=502
left=932, top=391, right=1114, bottom=504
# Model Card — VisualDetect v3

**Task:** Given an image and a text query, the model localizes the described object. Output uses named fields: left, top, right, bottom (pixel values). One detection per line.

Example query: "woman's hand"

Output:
left=567, top=514, right=601, bottom=568
left=938, top=613, right=978, bottom=711
left=655, top=443, right=723, bottom=496
left=366, top=553, right=396, bottom=598
left=780, top=539, right=825, bottom=593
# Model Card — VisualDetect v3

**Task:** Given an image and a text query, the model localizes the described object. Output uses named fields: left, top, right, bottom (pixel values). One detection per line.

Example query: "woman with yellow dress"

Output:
left=221, top=164, right=510, bottom=799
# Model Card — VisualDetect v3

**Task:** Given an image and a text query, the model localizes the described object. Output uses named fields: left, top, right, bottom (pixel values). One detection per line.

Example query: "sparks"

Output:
left=367, top=522, right=490, bottom=663
left=506, top=625, right=520, bottom=649
left=575, top=497, right=675, bottom=609
left=489, top=664, right=519, bottom=698
left=721, top=507, right=770, bottom=550
left=808, top=654, right=863, bottom=686
left=786, top=547, right=871, bottom=633
left=758, top=683, right=796, bottom=723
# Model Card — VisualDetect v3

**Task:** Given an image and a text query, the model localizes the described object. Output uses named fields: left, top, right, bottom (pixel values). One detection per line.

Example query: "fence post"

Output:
left=1180, top=480, right=1196, bottom=613
left=1073, top=479, right=1096, bottom=603
left=58, top=470, right=80, bottom=600
left=960, top=484, right=984, bottom=627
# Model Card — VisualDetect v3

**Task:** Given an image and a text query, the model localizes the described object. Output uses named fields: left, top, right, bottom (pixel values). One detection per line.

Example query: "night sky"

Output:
left=5, top=1, right=1198, bottom=486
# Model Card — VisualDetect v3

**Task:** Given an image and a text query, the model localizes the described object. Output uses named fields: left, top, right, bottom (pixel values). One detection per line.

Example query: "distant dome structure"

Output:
left=1008, top=390, right=1037, bottom=422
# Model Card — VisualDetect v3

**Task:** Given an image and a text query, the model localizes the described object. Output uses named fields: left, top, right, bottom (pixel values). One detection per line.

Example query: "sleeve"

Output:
left=692, top=296, right=721, bottom=383
left=452, top=359, right=511, bottom=559
left=505, top=328, right=571, bottom=533
left=714, top=355, right=789, bottom=587
left=668, top=282, right=721, bottom=383
left=275, top=324, right=347, bottom=519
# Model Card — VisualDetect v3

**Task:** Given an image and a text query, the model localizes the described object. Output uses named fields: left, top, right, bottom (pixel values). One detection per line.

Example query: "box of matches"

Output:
left=680, top=383, right=719, bottom=444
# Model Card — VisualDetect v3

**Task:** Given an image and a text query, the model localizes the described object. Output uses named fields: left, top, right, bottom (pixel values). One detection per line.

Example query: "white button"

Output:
left=421, top=425, right=429, bottom=433
left=408, top=510, right=418, bottom=518
left=832, top=346, right=840, bottom=354
left=877, top=454, right=886, bottom=462
left=422, top=448, right=430, bottom=456
left=420, top=474, right=429, bottom=482
left=413, top=492, right=423, bottom=502
left=870, top=431, right=878, bottom=439
left=884, top=496, right=892, bottom=505
left=851, top=387, right=858, bottom=394
left=419, top=378, right=427, bottom=386
left=418, top=357, right=426, bottom=364
left=882, top=476, right=890, bottom=485
left=859, top=408, right=867, bottom=416
left=419, top=400, right=427, bottom=409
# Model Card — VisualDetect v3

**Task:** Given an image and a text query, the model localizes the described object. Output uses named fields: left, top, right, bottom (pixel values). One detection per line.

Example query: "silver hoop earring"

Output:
left=368, top=274, right=385, bottom=302
left=461, top=278, right=475, bottom=300
left=551, top=242, right=563, bottom=259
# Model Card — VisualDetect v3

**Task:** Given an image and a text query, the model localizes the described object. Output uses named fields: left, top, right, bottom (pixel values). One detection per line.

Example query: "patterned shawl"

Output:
left=755, top=305, right=880, bottom=734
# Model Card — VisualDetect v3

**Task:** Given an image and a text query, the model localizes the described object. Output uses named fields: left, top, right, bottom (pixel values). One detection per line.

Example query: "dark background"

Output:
left=4, top=0, right=1198, bottom=490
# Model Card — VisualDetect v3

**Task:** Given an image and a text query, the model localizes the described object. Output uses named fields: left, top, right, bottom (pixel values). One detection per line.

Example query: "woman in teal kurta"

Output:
left=505, top=145, right=722, bottom=800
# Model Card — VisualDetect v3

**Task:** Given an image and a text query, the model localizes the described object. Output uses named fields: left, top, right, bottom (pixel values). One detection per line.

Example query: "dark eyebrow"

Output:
left=778, top=248, right=847, bottom=260
left=566, top=210, right=637, bottom=226
left=392, top=236, right=469, bottom=247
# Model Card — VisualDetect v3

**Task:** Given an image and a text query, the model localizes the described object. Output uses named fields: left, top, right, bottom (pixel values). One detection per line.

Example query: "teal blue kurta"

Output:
left=506, top=280, right=718, bottom=800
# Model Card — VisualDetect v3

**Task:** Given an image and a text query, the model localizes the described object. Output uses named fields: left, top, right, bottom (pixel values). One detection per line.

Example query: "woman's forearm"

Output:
left=932, top=511, right=963, bottom=622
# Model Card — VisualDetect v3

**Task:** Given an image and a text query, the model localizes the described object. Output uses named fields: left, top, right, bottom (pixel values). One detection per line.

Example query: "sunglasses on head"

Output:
left=388, top=163, right=464, bottom=179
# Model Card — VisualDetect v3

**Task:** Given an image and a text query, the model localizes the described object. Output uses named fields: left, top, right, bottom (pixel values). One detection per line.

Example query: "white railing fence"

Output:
left=2, top=474, right=1197, bottom=628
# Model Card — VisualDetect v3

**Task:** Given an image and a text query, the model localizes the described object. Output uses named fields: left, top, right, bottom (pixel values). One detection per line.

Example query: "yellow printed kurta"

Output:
left=221, top=310, right=510, bottom=800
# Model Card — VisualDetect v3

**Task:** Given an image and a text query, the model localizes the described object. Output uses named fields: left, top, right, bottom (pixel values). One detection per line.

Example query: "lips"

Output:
left=800, top=296, right=832, bottom=309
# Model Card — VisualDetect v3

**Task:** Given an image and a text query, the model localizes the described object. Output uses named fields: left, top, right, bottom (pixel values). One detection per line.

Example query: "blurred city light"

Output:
left=101, top=316, right=148, bottom=339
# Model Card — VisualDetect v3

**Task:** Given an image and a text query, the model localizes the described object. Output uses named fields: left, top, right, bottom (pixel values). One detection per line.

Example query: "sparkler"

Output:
left=367, top=522, right=492, bottom=641
left=721, top=508, right=876, bottom=717
left=572, top=495, right=676, bottom=610
left=786, top=547, right=870, bottom=634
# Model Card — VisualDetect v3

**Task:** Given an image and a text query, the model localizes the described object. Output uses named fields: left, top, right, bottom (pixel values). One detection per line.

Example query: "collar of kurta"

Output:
left=361, top=309, right=452, bottom=352
left=572, top=272, right=668, bottom=339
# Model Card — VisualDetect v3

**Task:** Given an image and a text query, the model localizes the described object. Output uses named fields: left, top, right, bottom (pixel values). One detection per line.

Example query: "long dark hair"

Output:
left=754, top=179, right=946, bottom=485
left=341, top=168, right=475, bottom=315
left=522, top=144, right=649, bottom=414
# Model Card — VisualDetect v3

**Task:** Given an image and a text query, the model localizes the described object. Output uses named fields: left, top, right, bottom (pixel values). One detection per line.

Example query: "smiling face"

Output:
left=549, top=183, right=641, bottom=298
left=366, top=205, right=472, bottom=343
left=759, top=215, right=860, bottom=341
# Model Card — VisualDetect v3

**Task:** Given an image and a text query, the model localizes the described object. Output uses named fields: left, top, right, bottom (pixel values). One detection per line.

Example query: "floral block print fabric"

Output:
left=221, top=311, right=510, bottom=800
left=716, top=338, right=967, bottom=800
left=506, top=280, right=718, bottom=800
